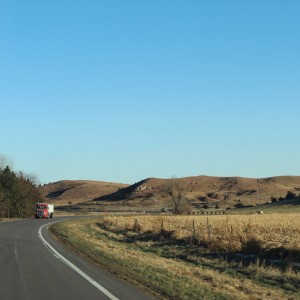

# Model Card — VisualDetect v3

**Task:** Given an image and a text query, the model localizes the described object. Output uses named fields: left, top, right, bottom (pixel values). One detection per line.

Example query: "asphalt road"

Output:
left=0, top=217, right=155, bottom=300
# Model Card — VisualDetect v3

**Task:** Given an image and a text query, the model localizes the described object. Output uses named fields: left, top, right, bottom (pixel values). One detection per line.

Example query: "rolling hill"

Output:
left=93, top=175, right=300, bottom=209
left=40, top=176, right=300, bottom=210
left=39, top=180, right=129, bottom=205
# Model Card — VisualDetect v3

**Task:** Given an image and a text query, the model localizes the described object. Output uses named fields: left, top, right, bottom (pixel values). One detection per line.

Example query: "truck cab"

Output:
left=35, top=203, right=54, bottom=219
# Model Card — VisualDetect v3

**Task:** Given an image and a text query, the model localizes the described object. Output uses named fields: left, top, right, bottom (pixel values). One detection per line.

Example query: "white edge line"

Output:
left=38, top=220, right=119, bottom=300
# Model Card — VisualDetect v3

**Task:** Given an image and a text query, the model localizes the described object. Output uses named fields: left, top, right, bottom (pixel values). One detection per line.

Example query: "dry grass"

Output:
left=39, top=180, right=128, bottom=205
left=100, top=214, right=300, bottom=255
left=42, top=176, right=300, bottom=209
left=51, top=215, right=300, bottom=300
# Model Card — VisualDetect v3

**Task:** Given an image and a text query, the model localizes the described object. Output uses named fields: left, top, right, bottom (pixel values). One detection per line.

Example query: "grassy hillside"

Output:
left=39, top=180, right=128, bottom=205
left=40, top=176, right=300, bottom=211
left=93, top=175, right=300, bottom=209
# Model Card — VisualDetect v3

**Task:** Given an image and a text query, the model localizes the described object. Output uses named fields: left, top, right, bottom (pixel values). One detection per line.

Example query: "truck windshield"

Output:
left=36, top=205, right=47, bottom=209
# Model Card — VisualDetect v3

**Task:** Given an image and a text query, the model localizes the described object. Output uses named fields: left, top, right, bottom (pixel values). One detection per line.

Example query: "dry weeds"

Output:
left=100, top=214, right=300, bottom=254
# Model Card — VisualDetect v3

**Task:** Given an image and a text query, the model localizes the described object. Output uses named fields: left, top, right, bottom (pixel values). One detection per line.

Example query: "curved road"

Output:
left=0, top=217, right=155, bottom=300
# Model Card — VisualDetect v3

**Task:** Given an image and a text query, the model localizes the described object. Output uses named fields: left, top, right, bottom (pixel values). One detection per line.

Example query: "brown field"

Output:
left=100, top=214, right=300, bottom=256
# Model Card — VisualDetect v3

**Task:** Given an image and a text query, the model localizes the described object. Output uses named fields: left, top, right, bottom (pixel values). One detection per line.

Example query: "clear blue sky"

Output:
left=1, top=1, right=299, bottom=184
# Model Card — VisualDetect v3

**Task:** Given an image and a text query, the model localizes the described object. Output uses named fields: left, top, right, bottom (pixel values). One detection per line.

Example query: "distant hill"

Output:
left=39, top=180, right=128, bottom=205
left=40, top=176, right=300, bottom=209
left=93, top=175, right=300, bottom=208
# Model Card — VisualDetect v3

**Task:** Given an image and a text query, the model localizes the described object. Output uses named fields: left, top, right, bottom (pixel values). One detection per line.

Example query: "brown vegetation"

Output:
left=39, top=180, right=128, bottom=205
left=94, top=176, right=300, bottom=207
left=99, top=214, right=300, bottom=262
left=51, top=216, right=300, bottom=300
left=41, top=176, right=300, bottom=213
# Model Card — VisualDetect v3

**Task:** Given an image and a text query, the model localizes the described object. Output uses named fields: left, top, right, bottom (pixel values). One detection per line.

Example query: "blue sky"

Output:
left=1, top=1, right=299, bottom=184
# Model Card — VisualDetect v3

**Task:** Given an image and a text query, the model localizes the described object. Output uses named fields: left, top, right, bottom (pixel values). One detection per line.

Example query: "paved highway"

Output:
left=0, top=217, right=155, bottom=300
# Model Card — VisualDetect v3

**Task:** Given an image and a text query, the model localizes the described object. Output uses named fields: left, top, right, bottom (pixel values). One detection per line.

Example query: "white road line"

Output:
left=38, top=221, right=119, bottom=300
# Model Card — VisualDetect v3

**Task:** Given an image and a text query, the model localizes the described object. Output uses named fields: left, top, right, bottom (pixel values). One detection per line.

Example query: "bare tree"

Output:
left=161, top=177, right=188, bottom=214
left=0, top=154, right=13, bottom=170
left=18, top=171, right=40, bottom=186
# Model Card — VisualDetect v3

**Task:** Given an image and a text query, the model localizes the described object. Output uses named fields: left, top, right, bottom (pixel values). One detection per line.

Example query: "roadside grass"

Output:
left=229, top=198, right=300, bottom=215
left=50, top=217, right=300, bottom=300
left=50, top=219, right=228, bottom=299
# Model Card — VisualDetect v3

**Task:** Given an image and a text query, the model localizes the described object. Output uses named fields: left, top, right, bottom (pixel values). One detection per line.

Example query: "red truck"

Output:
left=35, top=203, right=54, bottom=219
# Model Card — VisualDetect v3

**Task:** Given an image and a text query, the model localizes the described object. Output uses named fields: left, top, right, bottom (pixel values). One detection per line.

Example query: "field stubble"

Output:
left=101, top=214, right=300, bottom=258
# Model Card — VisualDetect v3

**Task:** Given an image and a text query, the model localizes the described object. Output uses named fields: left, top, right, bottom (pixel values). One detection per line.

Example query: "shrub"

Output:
left=286, top=191, right=296, bottom=199
left=271, top=197, right=278, bottom=203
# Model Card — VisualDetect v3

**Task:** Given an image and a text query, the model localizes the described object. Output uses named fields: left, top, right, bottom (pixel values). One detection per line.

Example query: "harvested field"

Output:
left=100, top=214, right=300, bottom=257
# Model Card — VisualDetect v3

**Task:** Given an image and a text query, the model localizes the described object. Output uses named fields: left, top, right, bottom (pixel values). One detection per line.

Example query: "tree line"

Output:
left=0, top=156, right=42, bottom=218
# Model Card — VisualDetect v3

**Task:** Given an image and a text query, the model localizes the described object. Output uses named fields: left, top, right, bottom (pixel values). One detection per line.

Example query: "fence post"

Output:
left=207, top=217, right=211, bottom=239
